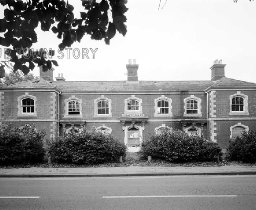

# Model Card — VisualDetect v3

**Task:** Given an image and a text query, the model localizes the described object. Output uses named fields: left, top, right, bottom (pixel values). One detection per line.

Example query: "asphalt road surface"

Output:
left=0, top=175, right=256, bottom=210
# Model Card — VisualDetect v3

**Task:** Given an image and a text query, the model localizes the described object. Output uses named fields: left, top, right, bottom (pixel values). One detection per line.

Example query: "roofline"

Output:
left=205, top=87, right=256, bottom=92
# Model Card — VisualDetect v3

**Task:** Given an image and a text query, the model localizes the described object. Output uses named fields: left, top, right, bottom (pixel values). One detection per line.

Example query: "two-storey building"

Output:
left=1, top=60, right=256, bottom=153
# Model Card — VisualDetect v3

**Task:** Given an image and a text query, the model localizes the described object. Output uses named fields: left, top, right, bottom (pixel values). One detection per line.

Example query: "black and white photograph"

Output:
left=0, top=0, right=256, bottom=209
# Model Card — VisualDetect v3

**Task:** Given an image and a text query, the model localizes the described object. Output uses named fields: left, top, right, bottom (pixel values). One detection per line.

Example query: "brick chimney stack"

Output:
left=126, top=59, right=139, bottom=82
left=39, top=66, right=53, bottom=82
left=210, top=59, right=226, bottom=81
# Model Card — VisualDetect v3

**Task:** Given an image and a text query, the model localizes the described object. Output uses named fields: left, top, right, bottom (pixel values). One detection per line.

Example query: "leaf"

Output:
left=51, top=60, right=58, bottom=66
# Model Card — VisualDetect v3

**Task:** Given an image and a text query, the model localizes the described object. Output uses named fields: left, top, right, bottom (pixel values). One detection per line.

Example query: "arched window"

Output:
left=184, top=95, right=202, bottom=117
left=94, top=95, right=112, bottom=117
left=64, top=96, right=82, bottom=117
left=155, top=124, right=172, bottom=135
left=96, top=125, right=112, bottom=135
left=68, top=100, right=80, bottom=115
left=124, top=95, right=142, bottom=116
left=230, top=123, right=249, bottom=139
left=231, top=96, right=244, bottom=112
left=230, top=92, right=248, bottom=115
left=184, top=126, right=201, bottom=137
left=127, top=99, right=139, bottom=110
left=17, top=93, right=37, bottom=116
left=154, top=95, right=172, bottom=117
left=22, top=98, right=35, bottom=113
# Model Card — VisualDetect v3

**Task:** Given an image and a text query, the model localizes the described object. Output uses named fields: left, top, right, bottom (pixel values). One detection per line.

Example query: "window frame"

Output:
left=184, top=125, right=202, bottom=137
left=229, top=91, right=249, bottom=115
left=94, top=95, right=112, bottom=117
left=124, top=95, right=143, bottom=116
left=154, top=95, right=172, bottom=117
left=155, top=124, right=172, bottom=135
left=17, top=93, right=37, bottom=117
left=184, top=95, right=202, bottom=117
left=230, top=122, right=249, bottom=139
left=64, top=95, right=82, bottom=118
left=95, top=125, right=112, bottom=135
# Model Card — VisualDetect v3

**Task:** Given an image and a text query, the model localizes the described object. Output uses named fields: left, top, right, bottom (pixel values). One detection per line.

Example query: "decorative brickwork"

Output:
left=50, top=122, right=57, bottom=140
left=209, top=120, right=217, bottom=142
left=209, top=91, right=216, bottom=118
left=50, top=92, right=57, bottom=119
left=0, top=92, right=4, bottom=120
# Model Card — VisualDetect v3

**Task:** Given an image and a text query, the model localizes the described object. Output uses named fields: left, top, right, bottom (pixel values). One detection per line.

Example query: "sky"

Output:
left=1, top=0, right=256, bottom=83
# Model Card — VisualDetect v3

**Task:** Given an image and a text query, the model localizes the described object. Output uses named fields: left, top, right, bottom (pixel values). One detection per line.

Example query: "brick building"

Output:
left=1, top=60, right=256, bottom=153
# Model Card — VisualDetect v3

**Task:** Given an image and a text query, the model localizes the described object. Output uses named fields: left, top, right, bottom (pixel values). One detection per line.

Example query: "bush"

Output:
left=228, top=130, right=256, bottom=163
left=48, top=129, right=126, bottom=165
left=0, top=123, right=45, bottom=165
left=140, top=130, right=221, bottom=163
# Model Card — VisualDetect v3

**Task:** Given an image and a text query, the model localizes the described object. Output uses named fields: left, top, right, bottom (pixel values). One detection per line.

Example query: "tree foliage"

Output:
left=2, top=69, right=38, bottom=86
left=0, top=0, right=128, bottom=74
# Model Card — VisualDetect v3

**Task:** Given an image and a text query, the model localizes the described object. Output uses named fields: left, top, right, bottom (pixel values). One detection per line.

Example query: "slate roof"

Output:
left=205, top=77, right=256, bottom=91
left=2, top=78, right=57, bottom=90
left=53, top=80, right=214, bottom=93
left=2, top=77, right=256, bottom=93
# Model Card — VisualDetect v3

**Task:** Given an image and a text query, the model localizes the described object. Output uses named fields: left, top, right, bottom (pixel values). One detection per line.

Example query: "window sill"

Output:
left=154, top=113, right=172, bottom=117
left=184, top=113, right=202, bottom=118
left=229, top=111, right=249, bottom=116
left=64, top=114, right=83, bottom=118
left=17, top=114, right=37, bottom=118
left=94, top=114, right=112, bottom=118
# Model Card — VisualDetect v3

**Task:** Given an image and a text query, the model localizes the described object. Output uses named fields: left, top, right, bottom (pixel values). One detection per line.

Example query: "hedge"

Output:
left=140, top=130, right=221, bottom=163
left=228, top=130, right=256, bottom=163
left=0, top=123, right=45, bottom=165
left=48, top=129, right=126, bottom=165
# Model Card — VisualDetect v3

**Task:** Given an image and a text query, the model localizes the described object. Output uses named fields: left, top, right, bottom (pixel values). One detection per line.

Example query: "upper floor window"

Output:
left=68, top=100, right=80, bottom=115
left=22, top=98, right=35, bottom=113
left=155, top=124, right=172, bottom=135
left=17, top=93, right=37, bottom=116
left=124, top=95, right=142, bottom=116
left=154, top=95, right=172, bottom=117
left=230, top=122, right=249, bottom=139
left=184, top=95, right=202, bottom=117
left=230, top=91, right=249, bottom=115
left=94, top=95, right=112, bottom=117
left=64, top=96, right=82, bottom=117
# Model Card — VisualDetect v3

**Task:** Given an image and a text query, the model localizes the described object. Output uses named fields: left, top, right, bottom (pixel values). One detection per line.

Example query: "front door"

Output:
left=125, top=126, right=143, bottom=152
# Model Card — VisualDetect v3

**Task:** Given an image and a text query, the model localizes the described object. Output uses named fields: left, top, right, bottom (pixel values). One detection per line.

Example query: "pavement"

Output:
left=1, top=165, right=256, bottom=177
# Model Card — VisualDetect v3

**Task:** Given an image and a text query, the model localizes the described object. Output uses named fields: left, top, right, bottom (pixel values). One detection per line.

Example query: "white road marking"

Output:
left=0, top=196, right=40, bottom=199
left=103, top=195, right=237, bottom=199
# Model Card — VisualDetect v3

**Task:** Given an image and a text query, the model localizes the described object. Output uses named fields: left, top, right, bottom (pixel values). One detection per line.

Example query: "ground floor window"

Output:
left=184, top=126, right=201, bottom=137
left=230, top=123, right=249, bottom=139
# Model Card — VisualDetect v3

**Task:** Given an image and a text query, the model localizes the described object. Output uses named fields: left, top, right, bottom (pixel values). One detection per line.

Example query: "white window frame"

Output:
left=64, top=95, right=82, bottom=118
left=230, top=122, right=249, bottom=139
left=155, top=124, right=172, bottom=135
left=184, top=125, right=202, bottom=137
left=95, top=124, right=112, bottom=135
left=17, top=93, right=37, bottom=117
left=124, top=95, right=143, bottom=116
left=184, top=95, right=202, bottom=117
left=154, top=95, right=172, bottom=117
left=229, top=91, right=249, bottom=115
left=94, top=95, right=112, bottom=117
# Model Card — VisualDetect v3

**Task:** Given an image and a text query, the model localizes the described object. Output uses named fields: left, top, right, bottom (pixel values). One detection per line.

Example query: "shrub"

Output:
left=140, top=130, right=221, bottom=163
left=48, top=129, right=126, bottom=165
left=228, top=130, right=256, bottom=163
left=0, top=123, right=45, bottom=165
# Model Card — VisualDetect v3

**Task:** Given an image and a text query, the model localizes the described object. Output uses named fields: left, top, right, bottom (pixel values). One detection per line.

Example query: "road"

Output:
left=0, top=175, right=256, bottom=210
